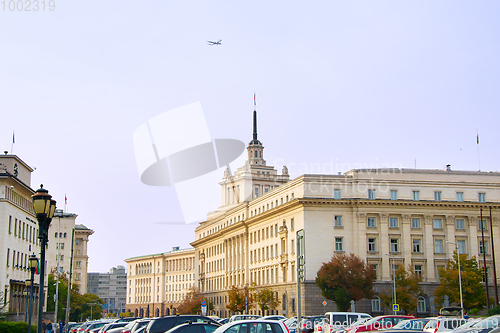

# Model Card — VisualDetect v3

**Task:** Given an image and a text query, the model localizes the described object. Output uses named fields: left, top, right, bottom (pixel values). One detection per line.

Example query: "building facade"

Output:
left=125, top=247, right=195, bottom=317
left=87, top=266, right=127, bottom=315
left=46, top=210, right=94, bottom=294
left=125, top=108, right=500, bottom=318
left=0, top=154, right=41, bottom=319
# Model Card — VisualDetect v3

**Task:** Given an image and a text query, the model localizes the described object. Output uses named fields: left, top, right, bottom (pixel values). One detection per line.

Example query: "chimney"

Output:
left=445, top=164, right=451, bottom=171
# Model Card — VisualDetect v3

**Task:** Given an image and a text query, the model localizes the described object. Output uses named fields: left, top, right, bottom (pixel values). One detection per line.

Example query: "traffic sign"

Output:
left=201, top=300, right=207, bottom=306
left=393, top=304, right=399, bottom=312
left=322, top=301, right=327, bottom=306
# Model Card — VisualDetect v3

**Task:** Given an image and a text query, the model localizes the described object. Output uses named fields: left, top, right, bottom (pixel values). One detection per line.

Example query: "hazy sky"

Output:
left=1, top=1, right=499, bottom=273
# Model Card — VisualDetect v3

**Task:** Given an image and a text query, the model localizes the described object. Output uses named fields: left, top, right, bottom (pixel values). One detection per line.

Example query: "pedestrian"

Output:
left=42, top=318, right=47, bottom=333
left=47, top=319, right=53, bottom=333
left=60, top=320, right=65, bottom=333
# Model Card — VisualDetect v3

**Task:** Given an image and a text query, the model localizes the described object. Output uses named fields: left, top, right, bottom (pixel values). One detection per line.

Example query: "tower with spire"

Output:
left=211, top=96, right=290, bottom=216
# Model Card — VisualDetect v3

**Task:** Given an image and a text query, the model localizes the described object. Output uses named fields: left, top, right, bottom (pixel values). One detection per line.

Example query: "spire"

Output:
left=253, top=92, right=258, bottom=141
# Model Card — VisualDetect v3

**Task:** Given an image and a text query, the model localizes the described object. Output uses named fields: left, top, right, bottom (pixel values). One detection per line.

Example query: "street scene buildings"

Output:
left=87, top=266, right=127, bottom=316
left=124, top=110, right=500, bottom=317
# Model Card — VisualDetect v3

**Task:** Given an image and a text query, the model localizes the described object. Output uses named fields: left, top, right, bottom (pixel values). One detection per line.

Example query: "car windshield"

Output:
left=473, top=317, right=500, bottom=329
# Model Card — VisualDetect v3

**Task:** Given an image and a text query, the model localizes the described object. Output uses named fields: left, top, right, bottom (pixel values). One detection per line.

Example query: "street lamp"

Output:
left=447, top=241, right=464, bottom=318
left=87, top=303, right=96, bottom=321
left=385, top=254, right=397, bottom=315
left=32, top=185, right=56, bottom=333
left=27, top=254, right=39, bottom=333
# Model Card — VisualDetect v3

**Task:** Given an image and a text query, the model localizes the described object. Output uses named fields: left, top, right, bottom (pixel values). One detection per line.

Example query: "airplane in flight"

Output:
left=207, top=40, right=222, bottom=45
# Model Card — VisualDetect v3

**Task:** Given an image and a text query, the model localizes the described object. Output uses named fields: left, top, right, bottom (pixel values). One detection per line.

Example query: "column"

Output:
left=356, top=213, right=367, bottom=255
left=468, top=216, right=479, bottom=256
left=379, top=214, right=390, bottom=280
left=402, top=215, right=412, bottom=267
left=424, top=215, right=435, bottom=281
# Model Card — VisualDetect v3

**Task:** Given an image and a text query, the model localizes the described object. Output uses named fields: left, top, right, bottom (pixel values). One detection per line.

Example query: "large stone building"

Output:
left=0, top=154, right=41, bottom=319
left=87, top=266, right=127, bottom=315
left=47, top=209, right=94, bottom=294
left=126, top=108, right=500, bottom=318
left=125, top=247, right=195, bottom=317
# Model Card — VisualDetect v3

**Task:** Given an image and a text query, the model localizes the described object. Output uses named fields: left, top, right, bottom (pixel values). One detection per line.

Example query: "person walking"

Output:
left=42, top=319, right=47, bottom=333
left=60, top=320, right=65, bottom=333
left=46, top=319, right=53, bottom=333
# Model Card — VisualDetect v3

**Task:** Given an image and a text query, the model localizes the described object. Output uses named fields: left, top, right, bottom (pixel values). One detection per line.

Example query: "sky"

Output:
left=1, top=1, right=500, bottom=273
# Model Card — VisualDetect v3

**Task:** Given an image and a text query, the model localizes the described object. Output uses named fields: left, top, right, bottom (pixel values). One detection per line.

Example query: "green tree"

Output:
left=434, top=251, right=486, bottom=312
left=47, top=270, right=72, bottom=321
left=250, top=282, right=280, bottom=313
left=380, top=264, right=423, bottom=314
left=177, top=288, right=214, bottom=314
left=226, top=286, right=253, bottom=314
left=315, top=253, right=376, bottom=311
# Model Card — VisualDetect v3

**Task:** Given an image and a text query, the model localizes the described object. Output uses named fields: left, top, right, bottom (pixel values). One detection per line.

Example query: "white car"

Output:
left=228, top=315, right=263, bottom=323
left=214, top=320, right=289, bottom=333
left=424, top=318, right=468, bottom=333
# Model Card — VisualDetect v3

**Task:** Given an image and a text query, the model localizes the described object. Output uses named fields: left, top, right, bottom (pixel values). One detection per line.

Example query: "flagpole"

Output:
left=477, top=130, right=481, bottom=171
left=11, top=130, right=14, bottom=154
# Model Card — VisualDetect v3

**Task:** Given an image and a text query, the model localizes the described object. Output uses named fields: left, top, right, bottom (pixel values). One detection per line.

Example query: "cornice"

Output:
left=297, top=198, right=500, bottom=209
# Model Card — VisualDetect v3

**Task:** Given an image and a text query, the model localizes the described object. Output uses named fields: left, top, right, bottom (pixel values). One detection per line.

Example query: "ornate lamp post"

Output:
left=27, top=254, right=39, bottom=333
left=32, top=185, right=56, bottom=333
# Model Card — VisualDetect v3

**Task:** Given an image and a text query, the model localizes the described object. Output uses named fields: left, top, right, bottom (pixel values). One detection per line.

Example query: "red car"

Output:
left=344, top=316, right=415, bottom=333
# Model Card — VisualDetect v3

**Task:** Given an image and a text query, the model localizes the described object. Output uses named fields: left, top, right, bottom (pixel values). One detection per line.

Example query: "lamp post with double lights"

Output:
left=447, top=241, right=464, bottom=318
left=32, top=185, right=57, bottom=333
left=27, top=254, right=39, bottom=333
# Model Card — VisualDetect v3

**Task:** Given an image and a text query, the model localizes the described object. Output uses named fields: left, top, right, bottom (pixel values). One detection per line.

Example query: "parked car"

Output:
left=300, top=316, right=325, bottom=333
left=423, top=318, right=468, bottom=333
left=164, top=321, right=221, bottom=333
left=451, top=315, right=500, bottom=333
left=98, top=322, right=129, bottom=333
left=453, top=319, right=481, bottom=331
left=85, top=320, right=115, bottom=333
left=344, top=316, right=415, bottom=333
left=317, top=312, right=371, bottom=333
left=229, top=315, right=263, bottom=323
left=218, top=319, right=230, bottom=325
left=112, top=317, right=141, bottom=324
left=145, top=315, right=220, bottom=333
left=123, top=319, right=153, bottom=333
left=262, top=315, right=287, bottom=321
left=213, top=319, right=289, bottom=333
left=385, top=318, right=432, bottom=331
left=333, top=318, right=371, bottom=333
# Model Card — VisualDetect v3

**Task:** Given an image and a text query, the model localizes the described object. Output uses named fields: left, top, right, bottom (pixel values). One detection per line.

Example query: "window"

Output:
left=334, top=189, right=341, bottom=199
left=390, top=190, right=398, bottom=200
left=435, top=239, right=443, bottom=253
left=415, top=265, right=423, bottom=276
left=6, top=249, right=9, bottom=266
left=436, top=265, right=445, bottom=281
left=434, top=218, right=443, bottom=229
left=480, top=241, right=488, bottom=255
left=412, top=218, right=420, bottom=229
left=368, top=238, right=377, bottom=252
left=479, top=193, right=486, bottom=203
left=390, top=239, right=399, bottom=253
left=76, top=261, right=81, bottom=268
left=457, top=240, right=465, bottom=254
left=368, top=189, right=376, bottom=199
left=371, top=296, right=381, bottom=312
left=456, top=192, right=464, bottom=202
left=479, top=219, right=487, bottom=230
left=412, top=191, right=420, bottom=201
left=456, top=219, right=465, bottom=230
left=55, top=232, right=58, bottom=238
left=417, top=296, right=426, bottom=313
left=291, top=218, right=294, bottom=230
left=434, top=191, right=442, bottom=201
left=75, top=273, right=81, bottom=281
left=254, top=188, right=259, bottom=199
left=75, top=239, right=81, bottom=246
left=372, top=264, right=379, bottom=280
left=389, top=218, right=398, bottom=228
left=413, top=239, right=421, bottom=253
left=367, top=217, right=376, bottom=228
left=8, top=216, right=12, bottom=234
left=335, top=238, right=343, bottom=251
left=334, top=216, right=342, bottom=227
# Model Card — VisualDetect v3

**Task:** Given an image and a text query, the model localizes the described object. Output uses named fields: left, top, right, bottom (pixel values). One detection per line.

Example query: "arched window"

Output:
left=417, top=296, right=426, bottom=313
left=371, top=295, right=381, bottom=312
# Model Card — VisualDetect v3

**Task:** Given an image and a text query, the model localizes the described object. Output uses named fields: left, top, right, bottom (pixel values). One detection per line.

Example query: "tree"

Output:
left=226, top=286, right=253, bottom=313
left=250, top=283, right=280, bottom=313
left=177, top=288, right=213, bottom=314
left=47, top=270, right=73, bottom=321
left=434, top=252, right=486, bottom=312
left=315, top=253, right=376, bottom=311
left=380, top=264, right=423, bottom=314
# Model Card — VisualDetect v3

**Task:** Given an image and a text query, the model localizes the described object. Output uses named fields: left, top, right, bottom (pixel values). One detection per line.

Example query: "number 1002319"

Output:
left=1, top=0, right=55, bottom=11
